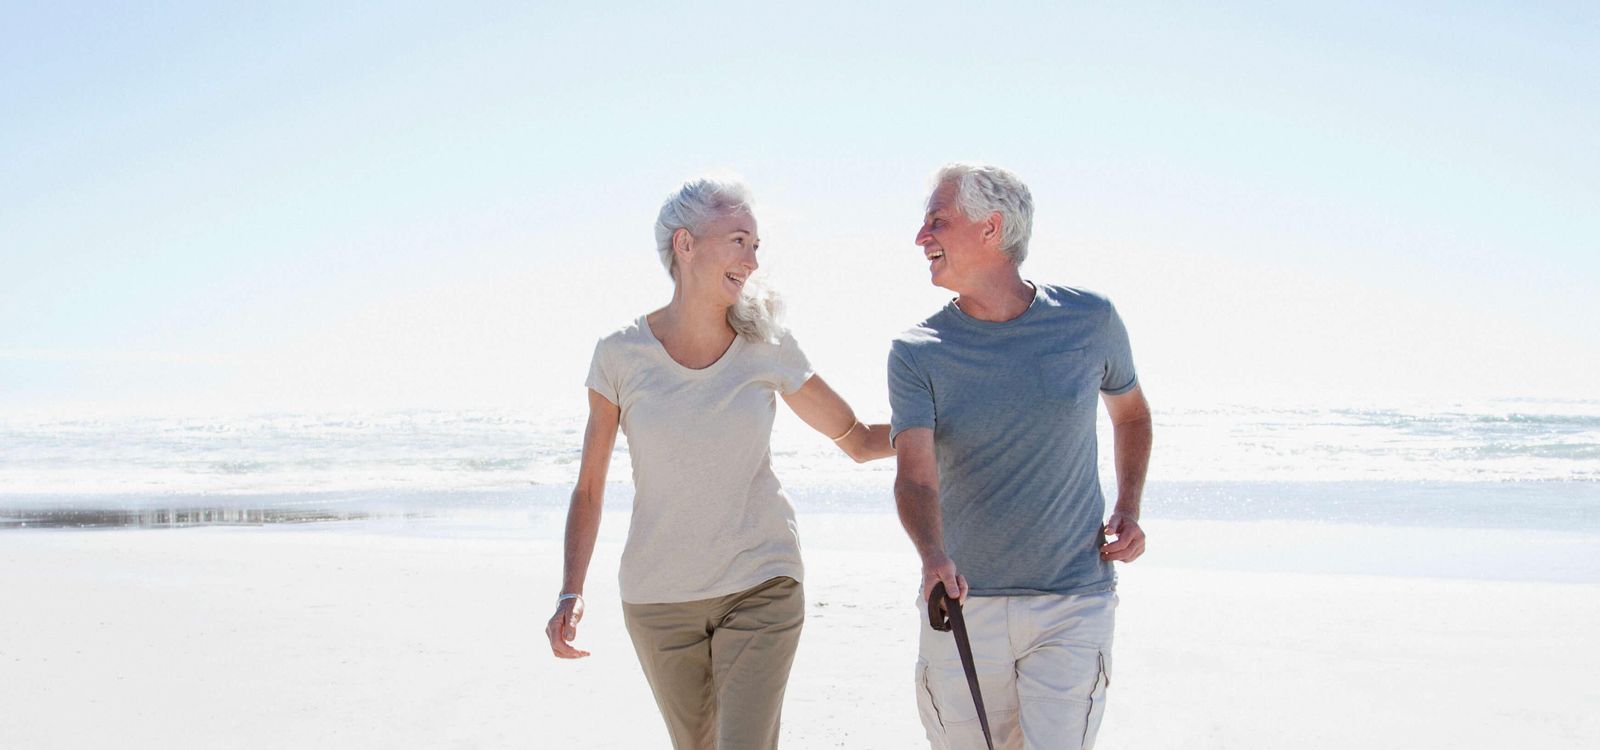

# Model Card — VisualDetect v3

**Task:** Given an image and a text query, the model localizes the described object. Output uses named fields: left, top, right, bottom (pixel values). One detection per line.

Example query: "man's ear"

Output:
left=984, top=212, right=1004, bottom=245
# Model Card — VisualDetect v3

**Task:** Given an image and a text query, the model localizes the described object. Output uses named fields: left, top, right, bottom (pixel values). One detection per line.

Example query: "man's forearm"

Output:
left=1112, top=415, right=1152, bottom=519
left=894, top=477, right=945, bottom=562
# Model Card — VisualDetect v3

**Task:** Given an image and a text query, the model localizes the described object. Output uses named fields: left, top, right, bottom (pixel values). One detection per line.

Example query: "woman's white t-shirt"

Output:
left=586, top=316, right=814, bottom=604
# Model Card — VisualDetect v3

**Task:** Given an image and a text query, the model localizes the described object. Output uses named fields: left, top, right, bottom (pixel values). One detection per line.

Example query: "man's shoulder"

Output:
left=890, top=307, right=952, bottom=350
left=1034, top=282, right=1115, bottom=313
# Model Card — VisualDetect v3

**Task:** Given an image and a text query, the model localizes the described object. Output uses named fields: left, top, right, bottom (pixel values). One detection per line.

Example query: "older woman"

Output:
left=545, top=177, right=892, bottom=749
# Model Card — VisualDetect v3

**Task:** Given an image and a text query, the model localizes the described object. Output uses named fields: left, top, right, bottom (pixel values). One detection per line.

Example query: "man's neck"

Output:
left=953, top=271, right=1034, bottom=323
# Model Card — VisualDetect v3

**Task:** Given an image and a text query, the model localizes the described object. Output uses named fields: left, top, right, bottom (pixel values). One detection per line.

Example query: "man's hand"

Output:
left=1100, top=512, right=1146, bottom=563
left=545, top=596, right=590, bottom=659
left=922, top=552, right=969, bottom=605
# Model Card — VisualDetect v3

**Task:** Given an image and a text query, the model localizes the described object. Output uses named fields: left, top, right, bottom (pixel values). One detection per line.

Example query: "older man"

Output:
left=889, top=164, right=1152, bottom=750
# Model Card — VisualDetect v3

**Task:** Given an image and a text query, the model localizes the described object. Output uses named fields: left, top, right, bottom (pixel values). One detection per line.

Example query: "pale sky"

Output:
left=3, top=1, right=1597, bottom=417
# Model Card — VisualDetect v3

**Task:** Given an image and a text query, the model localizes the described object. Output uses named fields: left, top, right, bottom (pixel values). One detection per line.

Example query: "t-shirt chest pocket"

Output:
left=1037, top=347, right=1097, bottom=405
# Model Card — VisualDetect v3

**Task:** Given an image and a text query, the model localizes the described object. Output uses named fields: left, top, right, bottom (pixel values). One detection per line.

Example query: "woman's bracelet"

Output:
left=829, top=420, right=859, bottom=442
left=558, top=592, right=583, bottom=605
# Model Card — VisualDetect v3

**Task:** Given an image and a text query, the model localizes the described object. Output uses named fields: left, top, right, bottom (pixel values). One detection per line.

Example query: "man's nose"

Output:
left=915, top=225, right=933, bottom=247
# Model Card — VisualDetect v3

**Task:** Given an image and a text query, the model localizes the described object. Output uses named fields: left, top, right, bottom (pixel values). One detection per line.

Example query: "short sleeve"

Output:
left=1100, top=301, right=1138, bottom=395
left=585, top=338, right=620, bottom=405
left=774, top=331, right=815, bottom=394
left=888, top=340, right=935, bottom=446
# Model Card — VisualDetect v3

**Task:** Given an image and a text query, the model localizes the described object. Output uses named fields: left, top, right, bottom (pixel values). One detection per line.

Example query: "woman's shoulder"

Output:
left=594, top=316, right=651, bottom=349
left=739, top=326, right=805, bottom=360
left=735, top=326, right=811, bottom=391
left=587, top=318, right=655, bottom=380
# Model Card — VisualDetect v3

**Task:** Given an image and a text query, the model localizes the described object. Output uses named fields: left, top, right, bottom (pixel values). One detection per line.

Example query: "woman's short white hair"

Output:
left=653, top=177, right=785, bottom=344
left=933, top=163, right=1034, bottom=265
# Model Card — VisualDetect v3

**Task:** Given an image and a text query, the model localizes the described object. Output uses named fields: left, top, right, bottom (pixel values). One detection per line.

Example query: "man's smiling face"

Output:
left=915, top=180, right=993, bottom=292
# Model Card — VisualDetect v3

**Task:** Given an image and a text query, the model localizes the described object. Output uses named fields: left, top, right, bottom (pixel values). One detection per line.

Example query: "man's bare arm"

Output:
left=893, top=428, right=968, bottom=599
left=1099, top=385, right=1151, bottom=562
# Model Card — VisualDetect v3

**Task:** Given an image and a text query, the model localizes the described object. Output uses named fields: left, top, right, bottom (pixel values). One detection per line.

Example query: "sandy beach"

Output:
left=3, top=512, right=1597, bottom=749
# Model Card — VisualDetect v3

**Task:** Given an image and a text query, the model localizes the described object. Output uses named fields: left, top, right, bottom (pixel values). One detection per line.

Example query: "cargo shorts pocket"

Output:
left=915, top=659, right=953, bottom=749
left=1080, top=650, right=1110, bottom=747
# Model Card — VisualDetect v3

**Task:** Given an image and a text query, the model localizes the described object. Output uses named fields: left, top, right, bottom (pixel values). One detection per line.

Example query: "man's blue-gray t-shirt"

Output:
left=888, top=282, right=1138, bottom=597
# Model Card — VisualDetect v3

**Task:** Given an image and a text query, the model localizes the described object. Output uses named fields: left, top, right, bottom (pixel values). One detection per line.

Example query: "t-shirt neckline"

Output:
left=945, top=281, right=1043, bottom=329
left=638, top=314, right=745, bottom=376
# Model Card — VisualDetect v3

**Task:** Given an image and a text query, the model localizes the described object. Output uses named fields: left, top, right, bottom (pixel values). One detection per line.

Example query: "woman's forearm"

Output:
left=560, top=389, right=620, bottom=596
left=561, top=487, right=604, bottom=595
left=842, top=422, right=895, bottom=462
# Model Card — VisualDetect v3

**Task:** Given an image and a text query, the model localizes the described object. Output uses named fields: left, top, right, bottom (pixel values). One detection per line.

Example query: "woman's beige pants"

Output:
left=623, top=576, right=805, bottom=750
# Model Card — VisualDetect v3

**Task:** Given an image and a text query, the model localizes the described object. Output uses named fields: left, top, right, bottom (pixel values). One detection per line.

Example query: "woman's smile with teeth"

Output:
left=724, top=273, right=745, bottom=287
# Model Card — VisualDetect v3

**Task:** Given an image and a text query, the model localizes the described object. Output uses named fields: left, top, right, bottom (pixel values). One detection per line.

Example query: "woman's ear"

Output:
left=673, top=227, right=694, bottom=264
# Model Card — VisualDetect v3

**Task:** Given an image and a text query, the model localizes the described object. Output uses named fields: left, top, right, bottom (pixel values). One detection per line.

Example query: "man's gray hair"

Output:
left=653, top=177, right=785, bottom=343
left=933, top=163, right=1034, bottom=265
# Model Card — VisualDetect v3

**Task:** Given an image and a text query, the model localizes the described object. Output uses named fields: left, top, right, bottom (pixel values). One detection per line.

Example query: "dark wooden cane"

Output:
left=928, top=581, right=994, bottom=750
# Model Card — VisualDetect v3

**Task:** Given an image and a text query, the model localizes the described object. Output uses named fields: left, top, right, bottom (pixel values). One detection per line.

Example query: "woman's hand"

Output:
left=546, top=595, right=590, bottom=659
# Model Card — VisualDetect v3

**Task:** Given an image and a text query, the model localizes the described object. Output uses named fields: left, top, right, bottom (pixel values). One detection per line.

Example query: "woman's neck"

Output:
left=648, top=287, right=736, bottom=369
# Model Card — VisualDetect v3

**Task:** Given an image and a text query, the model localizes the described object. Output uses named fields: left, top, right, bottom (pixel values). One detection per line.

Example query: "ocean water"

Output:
left=1, top=399, right=1597, bottom=531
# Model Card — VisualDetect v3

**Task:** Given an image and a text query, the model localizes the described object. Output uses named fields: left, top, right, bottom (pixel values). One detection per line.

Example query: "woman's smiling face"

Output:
left=680, top=209, right=760, bottom=306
